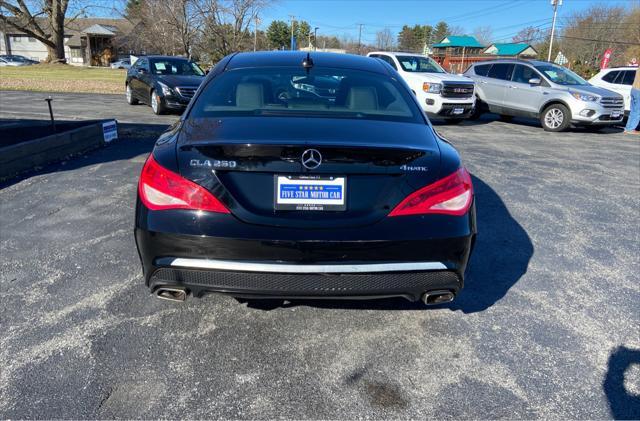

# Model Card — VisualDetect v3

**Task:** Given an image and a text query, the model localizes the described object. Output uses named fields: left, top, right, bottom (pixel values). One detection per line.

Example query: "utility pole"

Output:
left=289, top=15, right=296, bottom=50
left=547, top=0, right=562, bottom=62
left=314, top=27, right=319, bottom=51
left=357, top=24, right=364, bottom=55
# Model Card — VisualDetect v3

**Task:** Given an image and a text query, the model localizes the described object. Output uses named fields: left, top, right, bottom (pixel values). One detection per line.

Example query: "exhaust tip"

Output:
left=154, top=287, right=187, bottom=302
left=422, top=290, right=455, bottom=305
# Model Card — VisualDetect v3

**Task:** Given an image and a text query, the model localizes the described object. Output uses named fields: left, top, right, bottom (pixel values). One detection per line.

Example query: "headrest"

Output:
left=346, top=86, right=378, bottom=110
left=236, top=82, right=264, bottom=108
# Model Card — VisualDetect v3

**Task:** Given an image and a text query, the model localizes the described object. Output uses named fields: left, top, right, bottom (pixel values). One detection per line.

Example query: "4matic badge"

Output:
left=400, top=165, right=429, bottom=172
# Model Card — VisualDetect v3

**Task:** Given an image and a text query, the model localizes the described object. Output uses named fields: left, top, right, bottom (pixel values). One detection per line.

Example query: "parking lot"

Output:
left=1, top=90, right=639, bottom=418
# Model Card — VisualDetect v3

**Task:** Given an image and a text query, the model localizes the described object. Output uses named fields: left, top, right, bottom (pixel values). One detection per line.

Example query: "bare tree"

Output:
left=0, top=0, right=77, bottom=62
left=473, top=25, right=493, bottom=46
left=375, top=27, right=394, bottom=51
left=198, top=0, right=272, bottom=61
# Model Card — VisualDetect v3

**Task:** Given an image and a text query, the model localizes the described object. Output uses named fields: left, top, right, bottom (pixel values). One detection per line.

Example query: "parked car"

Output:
left=110, top=58, right=131, bottom=69
left=589, top=66, right=638, bottom=116
left=0, top=55, right=36, bottom=66
left=367, top=51, right=476, bottom=123
left=465, top=59, right=624, bottom=131
left=135, top=51, right=476, bottom=305
left=125, top=55, right=206, bottom=115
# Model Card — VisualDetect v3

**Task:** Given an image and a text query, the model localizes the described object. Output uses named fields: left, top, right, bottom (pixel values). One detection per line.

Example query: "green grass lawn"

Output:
left=0, top=64, right=126, bottom=94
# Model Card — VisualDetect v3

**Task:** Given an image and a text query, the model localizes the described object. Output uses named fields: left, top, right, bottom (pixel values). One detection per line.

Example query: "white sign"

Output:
left=102, top=120, right=118, bottom=143
left=554, top=51, right=568, bottom=65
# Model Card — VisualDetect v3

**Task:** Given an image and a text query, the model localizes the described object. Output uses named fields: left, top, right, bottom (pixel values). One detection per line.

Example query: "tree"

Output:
left=296, top=20, right=311, bottom=47
left=559, top=4, right=637, bottom=68
left=397, top=24, right=432, bottom=53
left=266, top=19, right=289, bottom=49
left=197, top=0, right=272, bottom=61
left=473, top=25, right=493, bottom=46
left=375, top=27, right=394, bottom=51
left=512, top=26, right=544, bottom=43
left=432, top=21, right=449, bottom=43
left=0, top=0, right=79, bottom=62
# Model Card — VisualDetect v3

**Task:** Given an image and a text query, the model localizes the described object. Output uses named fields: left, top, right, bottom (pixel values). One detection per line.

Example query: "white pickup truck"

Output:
left=367, top=51, right=476, bottom=122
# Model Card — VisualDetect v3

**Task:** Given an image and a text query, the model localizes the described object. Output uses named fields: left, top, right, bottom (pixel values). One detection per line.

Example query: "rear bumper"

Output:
left=135, top=203, right=476, bottom=301
left=148, top=261, right=462, bottom=301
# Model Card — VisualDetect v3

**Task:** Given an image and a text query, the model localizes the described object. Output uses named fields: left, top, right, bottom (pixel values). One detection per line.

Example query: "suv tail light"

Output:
left=389, top=167, right=473, bottom=217
left=138, top=155, right=229, bottom=213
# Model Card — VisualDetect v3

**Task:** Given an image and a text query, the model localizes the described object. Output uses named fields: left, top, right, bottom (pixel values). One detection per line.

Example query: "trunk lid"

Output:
left=178, top=117, right=442, bottom=228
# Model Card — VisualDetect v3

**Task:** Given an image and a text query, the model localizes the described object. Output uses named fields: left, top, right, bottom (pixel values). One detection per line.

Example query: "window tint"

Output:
left=474, top=64, right=491, bottom=76
left=602, top=71, right=619, bottom=83
left=150, top=58, right=204, bottom=76
left=378, top=55, right=398, bottom=70
left=395, top=56, right=444, bottom=73
left=511, top=64, right=538, bottom=84
left=189, top=67, right=422, bottom=124
left=621, top=70, right=635, bottom=85
left=487, top=63, right=514, bottom=80
left=534, top=64, right=587, bottom=86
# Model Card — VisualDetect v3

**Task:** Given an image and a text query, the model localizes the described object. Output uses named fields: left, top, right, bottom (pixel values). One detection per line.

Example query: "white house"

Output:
left=0, top=18, right=136, bottom=66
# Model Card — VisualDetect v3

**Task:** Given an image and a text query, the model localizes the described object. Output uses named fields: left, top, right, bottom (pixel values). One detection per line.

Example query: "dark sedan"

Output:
left=135, top=51, right=476, bottom=305
left=125, top=55, right=205, bottom=114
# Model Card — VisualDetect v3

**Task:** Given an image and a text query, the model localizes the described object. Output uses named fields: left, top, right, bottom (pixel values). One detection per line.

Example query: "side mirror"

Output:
left=528, top=78, right=541, bottom=86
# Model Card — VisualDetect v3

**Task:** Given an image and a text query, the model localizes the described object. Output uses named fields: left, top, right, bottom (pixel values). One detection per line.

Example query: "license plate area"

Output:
left=274, top=175, right=346, bottom=211
left=611, top=111, right=621, bottom=118
left=452, top=107, right=465, bottom=115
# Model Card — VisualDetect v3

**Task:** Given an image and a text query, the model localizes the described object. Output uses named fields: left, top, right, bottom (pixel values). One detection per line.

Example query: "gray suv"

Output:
left=464, top=59, right=624, bottom=131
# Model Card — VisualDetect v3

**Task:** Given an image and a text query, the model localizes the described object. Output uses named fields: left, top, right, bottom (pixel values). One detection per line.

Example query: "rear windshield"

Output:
left=189, top=67, right=423, bottom=123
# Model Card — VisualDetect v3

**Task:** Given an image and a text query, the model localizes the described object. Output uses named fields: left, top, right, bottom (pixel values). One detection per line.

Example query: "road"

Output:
left=1, top=91, right=639, bottom=419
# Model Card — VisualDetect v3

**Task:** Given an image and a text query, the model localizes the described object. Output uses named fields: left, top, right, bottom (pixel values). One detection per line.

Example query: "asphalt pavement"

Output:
left=0, top=90, right=639, bottom=419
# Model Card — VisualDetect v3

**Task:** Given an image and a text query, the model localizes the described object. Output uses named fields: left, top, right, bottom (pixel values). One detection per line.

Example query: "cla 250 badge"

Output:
left=190, top=159, right=237, bottom=168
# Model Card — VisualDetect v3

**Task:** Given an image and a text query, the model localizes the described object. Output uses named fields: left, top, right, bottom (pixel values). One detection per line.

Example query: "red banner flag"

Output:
left=600, top=49, right=612, bottom=69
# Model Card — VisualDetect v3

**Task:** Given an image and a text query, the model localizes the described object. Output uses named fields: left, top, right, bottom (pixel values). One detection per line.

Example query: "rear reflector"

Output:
left=388, top=167, right=473, bottom=217
left=138, top=155, right=229, bottom=213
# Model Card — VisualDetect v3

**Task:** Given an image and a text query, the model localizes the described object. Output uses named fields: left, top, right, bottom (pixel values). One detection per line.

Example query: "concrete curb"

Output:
left=0, top=119, right=117, bottom=181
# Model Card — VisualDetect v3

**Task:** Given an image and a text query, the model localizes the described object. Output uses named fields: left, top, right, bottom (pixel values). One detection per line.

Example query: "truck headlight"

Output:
left=158, top=82, right=173, bottom=96
left=423, top=82, right=442, bottom=94
left=571, top=92, right=598, bottom=102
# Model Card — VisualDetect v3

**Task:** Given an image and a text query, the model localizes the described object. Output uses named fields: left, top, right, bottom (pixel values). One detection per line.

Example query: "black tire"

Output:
left=125, top=84, right=138, bottom=105
left=469, top=97, right=485, bottom=120
left=499, top=114, right=513, bottom=122
left=150, top=90, right=166, bottom=115
left=540, top=103, right=571, bottom=132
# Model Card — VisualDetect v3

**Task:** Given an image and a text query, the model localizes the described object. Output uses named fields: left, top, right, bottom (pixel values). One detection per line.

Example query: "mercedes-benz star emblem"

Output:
left=301, top=149, right=322, bottom=170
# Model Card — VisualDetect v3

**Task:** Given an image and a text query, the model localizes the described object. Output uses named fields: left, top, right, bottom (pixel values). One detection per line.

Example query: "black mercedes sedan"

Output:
left=125, top=55, right=205, bottom=114
left=135, top=51, right=476, bottom=305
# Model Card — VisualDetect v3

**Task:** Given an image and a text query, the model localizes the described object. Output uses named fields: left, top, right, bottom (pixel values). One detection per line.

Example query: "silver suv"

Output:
left=464, top=59, right=624, bottom=131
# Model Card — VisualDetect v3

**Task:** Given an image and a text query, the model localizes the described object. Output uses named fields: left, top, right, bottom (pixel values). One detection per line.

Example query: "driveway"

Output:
left=0, top=92, right=639, bottom=418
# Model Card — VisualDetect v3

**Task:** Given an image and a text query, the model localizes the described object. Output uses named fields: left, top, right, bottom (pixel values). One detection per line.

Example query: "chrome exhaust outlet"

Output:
left=422, top=290, right=455, bottom=305
left=154, top=287, right=187, bottom=302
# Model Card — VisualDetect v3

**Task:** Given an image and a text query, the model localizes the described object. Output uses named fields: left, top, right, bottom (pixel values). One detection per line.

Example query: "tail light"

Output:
left=389, top=167, right=473, bottom=217
left=138, top=154, right=229, bottom=213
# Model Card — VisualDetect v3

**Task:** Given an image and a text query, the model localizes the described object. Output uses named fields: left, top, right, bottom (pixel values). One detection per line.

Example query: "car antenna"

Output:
left=302, top=52, right=314, bottom=73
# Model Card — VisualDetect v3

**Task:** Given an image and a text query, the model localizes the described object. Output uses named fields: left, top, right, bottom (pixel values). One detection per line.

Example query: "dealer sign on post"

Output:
left=102, top=120, right=118, bottom=143
left=600, top=49, right=612, bottom=70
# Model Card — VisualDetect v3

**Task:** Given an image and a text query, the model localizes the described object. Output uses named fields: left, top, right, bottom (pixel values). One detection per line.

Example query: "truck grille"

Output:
left=441, top=83, right=474, bottom=99
left=600, top=97, right=624, bottom=109
left=176, top=86, right=198, bottom=99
